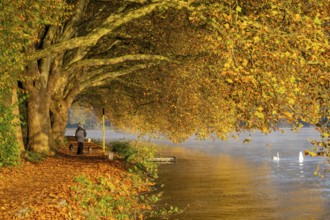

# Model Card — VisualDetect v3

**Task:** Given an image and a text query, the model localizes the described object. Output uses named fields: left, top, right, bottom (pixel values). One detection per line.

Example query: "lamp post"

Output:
left=102, top=107, right=105, bottom=153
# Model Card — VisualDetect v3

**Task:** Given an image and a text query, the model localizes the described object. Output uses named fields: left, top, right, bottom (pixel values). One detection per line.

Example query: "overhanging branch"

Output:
left=65, top=54, right=172, bottom=72
left=27, top=2, right=167, bottom=61
left=64, top=63, right=155, bottom=99
left=81, top=64, right=146, bottom=82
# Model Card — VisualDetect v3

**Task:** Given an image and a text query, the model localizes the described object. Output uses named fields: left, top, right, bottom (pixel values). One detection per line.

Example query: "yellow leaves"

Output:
left=282, top=112, right=293, bottom=120
left=288, top=98, right=295, bottom=105
left=294, top=14, right=302, bottom=22
left=299, top=58, right=306, bottom=66
left=222, top=13, right=232, bottom=21
left=241, top=75, right=257, bottom=87
left=314, top=16, right=322, bottom=25
left=321, top=132, right=329, bottom=138
left=243, top=137, right=251, bottom=144
left=226, top=79, right=234, bottom=83
left=289, top=76, right=296, bottom=84
left=80, top=0, right=330, bottom=144
left=291, top=52, right=298, bottom=59
left=254, top=107, right=264, bottom=119
left=306, top=150, right=317, bottom=157
left=277, top=84, right=286, bottom=94
left=242, top=41, right=252, bottom=50
left=284, top=51, right=291, bottom=57
left=224, top=59, right=233, bottom=69
left=257, top=106, right=264, bottom=112
left=271, top=10, right=279, bottom=16
left=242, top=59, right=248, bottom=67
left=238, top=20, right=247, bottom=29
left=254, top=111, right=264, bottom=119
left=253, top=36, right=261, bottom=43
left=314, top=165, right=325, bottom=179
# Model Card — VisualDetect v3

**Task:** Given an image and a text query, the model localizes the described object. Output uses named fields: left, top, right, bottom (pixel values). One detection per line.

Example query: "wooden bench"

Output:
left=65, top=136, right=102, bottom=154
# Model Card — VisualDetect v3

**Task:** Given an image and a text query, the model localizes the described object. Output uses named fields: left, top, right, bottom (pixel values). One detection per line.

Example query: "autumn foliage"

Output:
left=0, top=1, right=329, bottom=155
left=80, top=0, right=329, bottom=143
left=0, top=141, right=174, bottom=219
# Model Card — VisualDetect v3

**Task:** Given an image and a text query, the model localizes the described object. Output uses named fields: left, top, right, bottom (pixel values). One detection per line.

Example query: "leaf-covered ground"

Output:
left=0, top=146, right=134, bottom=219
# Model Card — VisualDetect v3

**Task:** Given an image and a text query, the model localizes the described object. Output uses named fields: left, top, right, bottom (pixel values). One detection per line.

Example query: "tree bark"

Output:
left=27, top=94, right=51, bottom=152
left=28, top=2, right=168, bottom=61
left=50, top=101, right=70, bottom=146
left=11, top=84, right=25, bottom=152
left=22, top=1, right=184, bottom=153
left=25, top=63, right=52, bottom=153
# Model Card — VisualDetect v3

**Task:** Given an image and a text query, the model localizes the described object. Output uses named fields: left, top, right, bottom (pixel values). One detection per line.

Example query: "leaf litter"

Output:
left=0, top=146, right=142, bottom=219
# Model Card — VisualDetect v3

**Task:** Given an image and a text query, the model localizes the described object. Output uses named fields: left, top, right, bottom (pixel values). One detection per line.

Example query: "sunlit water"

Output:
left=66, top=128, right=330, bottom=219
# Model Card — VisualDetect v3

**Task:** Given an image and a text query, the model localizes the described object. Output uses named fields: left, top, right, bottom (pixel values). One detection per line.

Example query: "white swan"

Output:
left=299, top=151, right=304, bottom=163
left=272, top=152, right=280, bottom=161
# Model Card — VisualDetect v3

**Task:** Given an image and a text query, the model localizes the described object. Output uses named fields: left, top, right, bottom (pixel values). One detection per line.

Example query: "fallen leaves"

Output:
left=0, top=146, right=141, bottom=219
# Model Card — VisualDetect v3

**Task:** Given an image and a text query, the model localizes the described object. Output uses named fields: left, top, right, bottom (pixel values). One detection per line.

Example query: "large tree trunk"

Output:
left=11, top=83, right=25, bottom=152
left=27, top=92, right=51, bottom=153
left=50, top=101, right=70, bottom=146
left=22, top=1, right=178, bottom=153
left=25, top=62, right=52, bottom=153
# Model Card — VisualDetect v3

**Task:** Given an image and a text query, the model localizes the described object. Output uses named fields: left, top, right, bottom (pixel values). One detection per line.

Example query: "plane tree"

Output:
left=9, top=0, right=329, bottom=153
left=75, top=0, right=329, bottom=144
left=0, top=0, right=71, bottom=164
left=19, top=0, right=188, bottom=152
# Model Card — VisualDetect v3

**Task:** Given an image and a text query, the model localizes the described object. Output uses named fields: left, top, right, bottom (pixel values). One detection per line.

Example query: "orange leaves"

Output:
left=0, top=147, right=158, bottom=219
left=74, top=0, right=329, bottom=142
left=1, top=0, right=72, bottom=81
left=293, top=14, right=302, bottom=22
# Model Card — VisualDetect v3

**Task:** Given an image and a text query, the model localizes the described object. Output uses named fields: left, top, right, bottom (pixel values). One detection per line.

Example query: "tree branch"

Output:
left=60, top=0, right=91, bottom=41
left=64, top=63, right=151, bottom=99
left=80, top=64, right=147, bottom=90
left=28, top=2, right=167, bottom=61
left=65, top=54, right=172, bottom=71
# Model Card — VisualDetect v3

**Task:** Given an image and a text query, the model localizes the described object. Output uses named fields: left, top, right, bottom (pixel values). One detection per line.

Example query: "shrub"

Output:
left=21, top=151, right=47, bottom=163
left=72, top=175, right=143, bottom=219
left=111, top=140, right=158, bottom=178
left=0, top=90, right=20, bottom=167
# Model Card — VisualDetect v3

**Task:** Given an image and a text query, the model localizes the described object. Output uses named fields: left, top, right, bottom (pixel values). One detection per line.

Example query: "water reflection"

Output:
left=154, top=129, right=329, bottom=220
left=66, top=128, right=330, bottom=219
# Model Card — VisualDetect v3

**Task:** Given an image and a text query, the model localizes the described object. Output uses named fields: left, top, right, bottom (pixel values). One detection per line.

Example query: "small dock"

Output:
left=149, top=156, right=176, bottom=163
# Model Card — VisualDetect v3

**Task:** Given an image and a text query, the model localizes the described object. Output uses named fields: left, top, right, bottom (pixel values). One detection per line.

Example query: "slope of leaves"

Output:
left=0, top=145, right=159, bottom=219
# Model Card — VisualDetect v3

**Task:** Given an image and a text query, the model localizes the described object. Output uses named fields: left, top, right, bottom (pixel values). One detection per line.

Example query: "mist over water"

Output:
left=66, top=128, right=330, bottom=219
left=155, top=128, right=330, bottom=220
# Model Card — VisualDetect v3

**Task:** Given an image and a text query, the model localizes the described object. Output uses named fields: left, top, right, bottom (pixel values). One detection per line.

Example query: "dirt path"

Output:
left=0, top=147, right=123, bottom=219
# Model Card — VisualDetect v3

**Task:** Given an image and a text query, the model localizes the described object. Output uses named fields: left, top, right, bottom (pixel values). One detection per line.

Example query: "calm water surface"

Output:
left=66, top=128, right=330, bottom=219
left=154, top=128, right=330, bottom=220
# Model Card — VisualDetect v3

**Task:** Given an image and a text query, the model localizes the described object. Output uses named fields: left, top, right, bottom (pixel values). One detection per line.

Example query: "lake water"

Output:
left=66, top=128, right=330, bottom=219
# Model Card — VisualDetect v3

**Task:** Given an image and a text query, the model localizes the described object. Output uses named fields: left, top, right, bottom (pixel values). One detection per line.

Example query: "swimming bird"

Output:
left=272, top=152, right=280, bottom=161
left=299, top=151, right=304, bottom=163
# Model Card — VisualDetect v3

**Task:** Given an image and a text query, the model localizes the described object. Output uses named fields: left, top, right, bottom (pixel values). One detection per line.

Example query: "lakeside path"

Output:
left=0, top=146, right=132, bottom=219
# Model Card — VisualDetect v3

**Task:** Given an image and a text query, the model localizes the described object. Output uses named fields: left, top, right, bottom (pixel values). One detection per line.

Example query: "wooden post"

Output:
left=102, top=108, right=105, bottom=153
